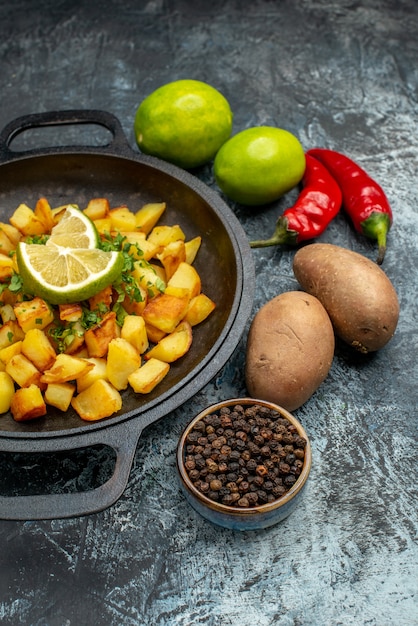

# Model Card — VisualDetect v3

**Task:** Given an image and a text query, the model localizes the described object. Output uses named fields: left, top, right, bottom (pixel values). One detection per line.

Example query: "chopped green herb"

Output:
left=8, top=273, right=24, bottom=293
left=25, top=234, right=50, bottom=245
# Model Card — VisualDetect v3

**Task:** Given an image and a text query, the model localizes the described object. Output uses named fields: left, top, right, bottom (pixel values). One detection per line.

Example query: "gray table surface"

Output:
left=0, top=1, right=417, bottom=625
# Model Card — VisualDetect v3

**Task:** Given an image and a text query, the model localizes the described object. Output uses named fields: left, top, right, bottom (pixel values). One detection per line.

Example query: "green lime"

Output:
left=48, top=205, right=99, bottom=249
left=213, top=126, right=306, bottom=205
left=17, top=242, right=124, bottom=305
left=134, top=79, right=233, bottom=169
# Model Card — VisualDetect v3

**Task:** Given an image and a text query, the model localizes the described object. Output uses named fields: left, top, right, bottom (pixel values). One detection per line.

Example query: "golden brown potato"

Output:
left=13, top=297, right=55, bottom=333
left=6, top=353, right=43, bottom=388
left=76, top=357, right=108, bottom=393
left=0, top=340, right=23, bottom=365
left=121, top=231, right=158, bottom=261
left=0, top=320, right=25, bottom=349
left=131, top=260, right=166, bottom=297
left=40, top=354, right=94, bottom=384
left=134, top=202, right=166, bottom=234
left=58, top=303, right=83, bottom=322
left=44, top=382, right=76, bottom=412
left=293, top=243, right=400, bottom=353
left=84, top=311, right=118, bottom=358
left=145, top=321, right=192, bottom=363
left=184, top=236, right=201, bottom=265
left=156, top=240, right=187, bottom=280
left=71, top=379, right=122, bottom=421
left=166, top=262, right=201, bottom=300
left=183, top=293, right=216, bottom=326
left=84, top=197, right=110, bottom=221
left=0, top=371, right=15, bottom=413
left=144, top=323, right=166, bottom=344
left=10, top=203, right=46, bottom=236
left=106, top=338, right=141, bottom=390
left=34, top=197, right=56, bottom=232
left=0, top=222, right=21, bottom=247
left=142, top=293, right=190, bottom=334
left=21, top=328, right=57, bottom=371
left=128, top=358, right=170, bottom=394
left=93, top=217, right=112, bottom=234
left=109, top=206, right=136, bottom=232
left=10, top=384, right=47, bottom=421
left=147, top=224, right=185, bottom=253
left=245, top=291, right=335, bottom=411
left=121, top=315, right=149, bottom=354
left=0, top=231, right=16, bottom=258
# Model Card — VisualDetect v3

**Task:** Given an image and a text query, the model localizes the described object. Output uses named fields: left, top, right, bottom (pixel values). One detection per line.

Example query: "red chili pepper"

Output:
left=307, top=148, right=392, bottom=264
left=250, top=154, right=342, bottom=248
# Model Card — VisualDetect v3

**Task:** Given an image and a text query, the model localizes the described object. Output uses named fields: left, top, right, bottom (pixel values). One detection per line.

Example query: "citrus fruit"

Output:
left=16, top=242, right=124, bottom=305
left=213, top=126, right=306, bottom=206
left=48, top=204, right=99, bottom=248
left=134, top=79, right=233, bottom=169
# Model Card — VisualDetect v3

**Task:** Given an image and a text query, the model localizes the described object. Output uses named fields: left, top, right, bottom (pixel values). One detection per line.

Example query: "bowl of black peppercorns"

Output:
left=176, top=398, right=312, bottom=531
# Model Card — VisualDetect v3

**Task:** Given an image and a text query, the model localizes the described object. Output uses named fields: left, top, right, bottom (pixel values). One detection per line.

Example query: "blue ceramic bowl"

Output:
left=177, top=398, right=311, bottom=531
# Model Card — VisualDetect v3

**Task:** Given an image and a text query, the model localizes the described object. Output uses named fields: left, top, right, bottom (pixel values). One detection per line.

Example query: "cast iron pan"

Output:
left=0, top=110, right=254, bottom=520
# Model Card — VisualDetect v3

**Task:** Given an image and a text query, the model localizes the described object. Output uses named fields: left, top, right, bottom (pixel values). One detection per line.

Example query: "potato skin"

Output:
left=245, top=291, right=335, bottom=411
left=293, top=243, right=399, bottom=353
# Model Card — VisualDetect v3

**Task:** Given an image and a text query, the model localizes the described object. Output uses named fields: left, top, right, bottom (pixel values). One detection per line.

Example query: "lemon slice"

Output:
left=17, top=242, right=124, bottom=304
left=47, top=204, right=99, bottom=249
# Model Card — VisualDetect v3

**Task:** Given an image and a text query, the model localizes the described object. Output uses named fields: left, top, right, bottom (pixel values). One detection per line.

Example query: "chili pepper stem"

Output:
left=376, top=241, right=386, bottom=266
left=360, top=212, right=391, bottom=265
left=250, top=218, right=298, bottom=248
left=250, top=235, right=285, bottom=248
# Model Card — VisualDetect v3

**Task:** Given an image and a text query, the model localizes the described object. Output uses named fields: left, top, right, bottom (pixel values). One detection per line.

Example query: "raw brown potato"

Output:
left=293, top=243, right=399, bottom=353
left=245, top=291, right=335, bottom=411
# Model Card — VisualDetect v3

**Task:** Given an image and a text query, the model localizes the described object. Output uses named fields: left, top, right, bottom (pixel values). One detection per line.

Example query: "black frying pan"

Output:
left=0, top=110, right=254, bottom=520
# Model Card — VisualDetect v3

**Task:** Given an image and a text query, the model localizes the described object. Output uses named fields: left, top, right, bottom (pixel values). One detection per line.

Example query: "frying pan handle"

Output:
left=0, top=109, right=133, bottom=160
left=0, top=419, right=143, bottom=520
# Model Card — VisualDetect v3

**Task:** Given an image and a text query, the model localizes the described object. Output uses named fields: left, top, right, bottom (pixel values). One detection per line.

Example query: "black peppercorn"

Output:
left=183, top=403, right=307, bottom=509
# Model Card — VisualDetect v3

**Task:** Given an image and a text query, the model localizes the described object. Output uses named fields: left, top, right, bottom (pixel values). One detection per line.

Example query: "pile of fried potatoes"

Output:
left=0, top=198, right=216, bottom=422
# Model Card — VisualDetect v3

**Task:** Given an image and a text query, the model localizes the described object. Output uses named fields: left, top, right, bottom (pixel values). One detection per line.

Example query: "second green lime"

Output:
left=134, top=79, right=233, bottom=169
left=214, top=126, right=306, bottom=206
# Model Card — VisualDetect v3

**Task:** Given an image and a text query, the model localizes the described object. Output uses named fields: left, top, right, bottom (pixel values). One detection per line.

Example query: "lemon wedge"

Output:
left=47, top=204, right=99, bottom=249
left=17, top=242, right=124, bottom=304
